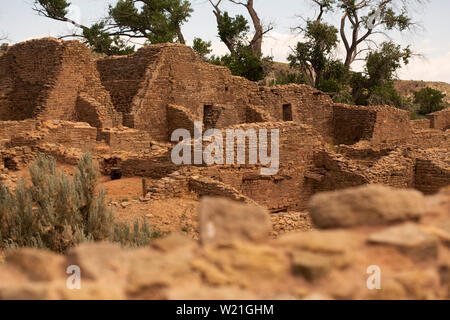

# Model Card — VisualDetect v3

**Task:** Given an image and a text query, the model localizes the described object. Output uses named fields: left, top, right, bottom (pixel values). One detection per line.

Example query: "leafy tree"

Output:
left=288, top=20, right=339, bottom=87
left=268, top=71, right=308, bottom=86
left=365, top=41, right=411, bottom=87
left=33, top=0, right=193, bottom=55
left=205, top=1, right=272, bottom=81
left=306, top=0, right=425, bottom=68
left=208, top=0, right=272, bottom=56
left=192, top=38, right=212, bottom=60
left=210, top=46, right=271, bottom=81
left=351, top=41, right=411, bottom=108
left=414, top=87, right=446, bottom=115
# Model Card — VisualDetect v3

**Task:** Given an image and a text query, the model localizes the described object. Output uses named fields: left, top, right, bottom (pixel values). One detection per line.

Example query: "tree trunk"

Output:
left=246, top=0, right=263, bottom=55
left=176, top=25, right=185, bottom=44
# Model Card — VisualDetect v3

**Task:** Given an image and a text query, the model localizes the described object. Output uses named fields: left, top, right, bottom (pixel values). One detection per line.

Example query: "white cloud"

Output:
left=398, top=51, right=450, bottom=82
left=261, top=32, right=306, bottom=62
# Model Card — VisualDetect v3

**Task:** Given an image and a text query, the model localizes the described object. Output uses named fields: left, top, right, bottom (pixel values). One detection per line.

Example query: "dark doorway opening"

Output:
left=282, top=104, right=293, bottom=121
left=203, top=104, right=216, bottom=130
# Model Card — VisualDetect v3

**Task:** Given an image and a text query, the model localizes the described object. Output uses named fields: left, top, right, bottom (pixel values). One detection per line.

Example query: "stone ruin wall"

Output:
left=250, top=85, right=335, bottom=141
left=97, top=44, right=257, bottom=141
left=427, top=108, right=450, bottom=130
left=411, top=118, right=431, bottom=130
left=414, top=149, right=450, bottom=194
left=332, top=104, right=411, bottom=147
left=96, top=44, right=336, bottom=143
left=0, top=38, right=447, bottom=206
left=156, top=122, right=325, bottom=211
left=0, top=38, right=121, bottom=129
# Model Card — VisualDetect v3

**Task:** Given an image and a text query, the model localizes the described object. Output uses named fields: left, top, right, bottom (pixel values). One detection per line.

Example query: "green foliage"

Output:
left=35, top=0, right=70, bottom=19
left=288, top=20, right=339, bottom=87
left=366, top=83, right=411, bottom=109
left=414, top=87, right=446, bottom=115
left=192, top=38, right=212, bottom=60
left=34, top=0, right=193, bottom=55
left=108, top=0, right=192, bottom=44
left=268, top=71, right=308, bottom=86
left=210, top=46, right=271, bottom=82
left=365, top=41, right=411, bottom=87
left=317, top=78, right=353, bottom=104
left=350, top=41, right=412, bottom=109
left=317, top=60, right=353, bottom=103
left=0, top=153, right=160, bottom=253
left=217, top=12, right=250, bottom=52
left=82, top=22, right=135, bottom=56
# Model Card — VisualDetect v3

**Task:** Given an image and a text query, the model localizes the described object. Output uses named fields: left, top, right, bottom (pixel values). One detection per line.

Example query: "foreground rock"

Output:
left=0, top=188, right=450, bottom=300
left=368, top=223, right=439, bottom=261
left=199, top=197, right=272, bottom=245
left=308, top=184, right=426, bottom=228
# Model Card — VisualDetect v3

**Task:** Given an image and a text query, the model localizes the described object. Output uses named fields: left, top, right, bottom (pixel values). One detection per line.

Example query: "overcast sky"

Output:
left=1, top=0, right=449, bottom=82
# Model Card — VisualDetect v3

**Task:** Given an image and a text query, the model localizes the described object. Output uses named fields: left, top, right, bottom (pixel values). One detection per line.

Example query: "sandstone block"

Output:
left=66, top=242, right=128, bottom=281
left=5, top=248, right=66, bottom=281
left=308, top=184, right=426, bottom=228
left=367, top=223, right=438, bottom=261
left=199, top=197, right=271, bottom=245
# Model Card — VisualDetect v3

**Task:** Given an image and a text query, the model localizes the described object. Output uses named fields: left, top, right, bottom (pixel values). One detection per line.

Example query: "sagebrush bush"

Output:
left=0, top=153, right=160, bottom=253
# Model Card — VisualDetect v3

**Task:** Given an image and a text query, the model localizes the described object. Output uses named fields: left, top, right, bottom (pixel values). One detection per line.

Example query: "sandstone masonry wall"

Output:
left=332, top=104, right=411, bottom=146
left=0, top=38, right=121, bottom=129
left=427, top=108, right=450, bottom=130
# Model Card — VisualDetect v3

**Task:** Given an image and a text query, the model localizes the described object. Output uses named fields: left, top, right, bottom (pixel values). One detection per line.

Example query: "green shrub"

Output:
left=0, top=153, right=160, bottom=253
left=414, top=87, right=446, bottom=115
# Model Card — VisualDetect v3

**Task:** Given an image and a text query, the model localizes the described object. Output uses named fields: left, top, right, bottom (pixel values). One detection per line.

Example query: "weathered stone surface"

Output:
left=275, top=230, right=357, bottom=254
left=199, top=197, right=272, bottom=245
left=5, top=248, right=66, bottom=281
left=125, top=247, right=197, bottom=299
left=368, top=223, right=438, bottom=261
left=191, top=242, right=290, bottom=287
left=423, top=222, right=450, bottom=247
left=66, top=242, right=129, bottom=281
left=308, top=184, right=426, bottom=228
left=291, top=250, right=334, bottom=281
left=394, top=269, right=441, bottom=299
left=276, top=231, right=354, bottom=281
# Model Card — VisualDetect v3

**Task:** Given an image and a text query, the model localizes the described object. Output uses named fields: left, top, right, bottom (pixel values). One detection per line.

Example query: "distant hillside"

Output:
left=394, top=80, right=450, bottom=105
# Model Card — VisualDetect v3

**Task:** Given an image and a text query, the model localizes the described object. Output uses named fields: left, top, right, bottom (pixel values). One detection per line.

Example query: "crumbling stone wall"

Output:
left=412, top=119, right=431, bottom=130
left=96, top=44, right=334, bottom=142
left=167, top=104, right=196, bottom=138
left=414, top=150, right=450, bottom=194
left=98, top=128, right=153, bottom=153
left=190, top=122, right=325, bottom=211
left=250, top=85, right=334, bottom=141
left=0, top=38, right=121, bottom=129
left=97, top=44, right=256, bottom=140
left=312, top=146, right=416, bottom=192
left=427, top=108, right=450, bottom=130
left=332, top=104, right=411, bottom=146
left=409, top=130, right=450, bottom=149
